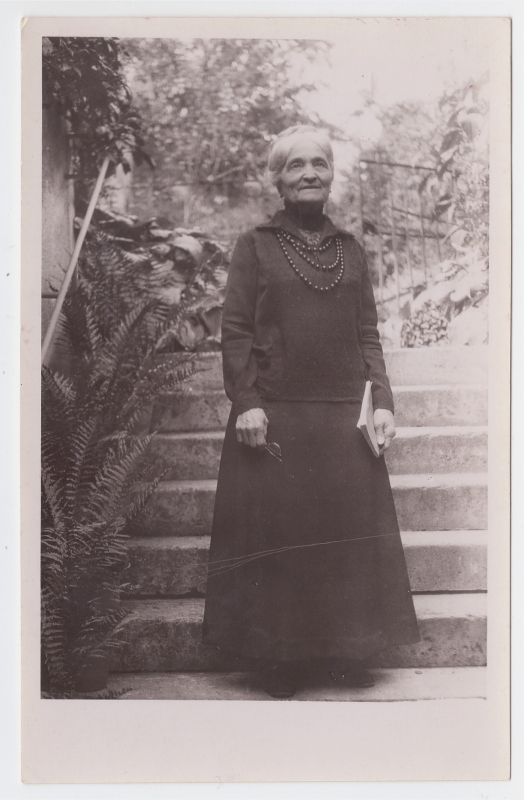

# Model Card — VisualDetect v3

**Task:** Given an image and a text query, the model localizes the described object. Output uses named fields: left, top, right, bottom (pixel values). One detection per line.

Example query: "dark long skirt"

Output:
left=202, top=401, right=420, bottom=662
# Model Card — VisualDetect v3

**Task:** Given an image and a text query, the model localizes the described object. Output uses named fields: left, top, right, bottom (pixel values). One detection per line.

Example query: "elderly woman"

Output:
left=202, top=125, right=420, bottom=698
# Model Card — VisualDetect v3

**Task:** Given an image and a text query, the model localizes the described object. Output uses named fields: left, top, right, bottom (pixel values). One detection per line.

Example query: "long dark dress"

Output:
left=202, top=209, right=420, bottom=662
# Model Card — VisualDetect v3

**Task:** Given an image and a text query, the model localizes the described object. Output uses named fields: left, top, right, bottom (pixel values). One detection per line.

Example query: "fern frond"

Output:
left=82, top=435, right=153, bottom=524
left=88, top=303, right=152, bottom=389
left=64, top=414, right=104, bottom=513
left=115, top=356, right=196, bottom=432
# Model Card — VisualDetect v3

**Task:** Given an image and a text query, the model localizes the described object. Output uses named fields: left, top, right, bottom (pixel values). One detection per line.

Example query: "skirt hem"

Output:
left=201, top=631, right=422, bottom=664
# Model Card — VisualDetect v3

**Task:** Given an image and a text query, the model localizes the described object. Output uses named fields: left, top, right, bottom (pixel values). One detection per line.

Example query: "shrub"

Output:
left=401, top=300, right=449, bottom=348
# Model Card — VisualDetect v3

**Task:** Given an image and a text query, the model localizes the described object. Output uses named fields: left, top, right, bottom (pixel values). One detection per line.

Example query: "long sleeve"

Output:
left=221, top=232, right=262, bottom=415
left=358, top=244, right=395, bottom=413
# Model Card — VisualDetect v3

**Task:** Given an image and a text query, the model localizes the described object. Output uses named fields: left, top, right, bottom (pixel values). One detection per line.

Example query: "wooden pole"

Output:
left=41, top=156, right=110, bottom=365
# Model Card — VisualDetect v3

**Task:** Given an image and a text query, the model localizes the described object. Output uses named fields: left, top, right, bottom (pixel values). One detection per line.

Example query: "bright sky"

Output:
left=291, top=18, right=491, bottom=187
left=300, top=17, right=491, bottom=133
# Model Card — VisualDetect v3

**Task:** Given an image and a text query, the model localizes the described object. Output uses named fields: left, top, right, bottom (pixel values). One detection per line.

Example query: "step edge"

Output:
left=127, top=535, right=212, bottom=549
left=153, top=430, right=225, bottom=442
left=126, top=531, right=488, bottom=549
left=400, top=530, right=488, bottom=546
left=390, top=473, right=488, bottom=488
left=121, top=592, right=488, bottom=621
left=393, top=383, right=487, bottom=391
left=152, top=474, right=488, bottom=491
left=157, top=383, right=488, bottom=400
left=152, top=426, right=489, bottom=442
left=190, top=346, right=489, bottom=359
left=394, top=426, right=488, bottom=437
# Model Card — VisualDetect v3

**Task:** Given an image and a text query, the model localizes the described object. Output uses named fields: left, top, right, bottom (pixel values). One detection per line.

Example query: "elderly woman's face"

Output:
left=278, top=139, right=333, bottom=207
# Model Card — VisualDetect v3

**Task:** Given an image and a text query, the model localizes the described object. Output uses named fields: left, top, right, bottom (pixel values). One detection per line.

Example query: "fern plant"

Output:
left=41, top=233, right=196, bottom=694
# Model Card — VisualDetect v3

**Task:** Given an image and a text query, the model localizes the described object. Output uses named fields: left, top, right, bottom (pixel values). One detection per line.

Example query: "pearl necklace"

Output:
left=279, top=230, right=343, bottom=272
left=276, top=231, right=345, bottom=291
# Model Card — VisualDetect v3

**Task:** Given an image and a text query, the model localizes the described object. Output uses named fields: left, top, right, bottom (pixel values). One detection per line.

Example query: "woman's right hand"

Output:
left=236, top=408, right=268, bottom=449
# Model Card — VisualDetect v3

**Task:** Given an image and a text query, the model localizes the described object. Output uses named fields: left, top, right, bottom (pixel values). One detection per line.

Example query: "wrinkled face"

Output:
left=278, top=139, right=334, bottom=207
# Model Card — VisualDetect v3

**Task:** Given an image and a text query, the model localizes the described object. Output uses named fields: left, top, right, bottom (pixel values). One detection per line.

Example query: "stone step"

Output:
left=125, top=530, right=488, bottom=597
left=400, top=530, right=487, bottom=592
left=138, top=473, right=488, bottom=536
left=126, top=536, right=210, bottom=597
left=393, top=385, right=487, bottom=428
left=150, top=384, right=488, bottom=433
left=151, top=389, right=231, bottom=433
left=109, top=593, right=487, bottom=672
left=148, top=426, right=488, bottom=480
left=183, top=347, right=488, bottom=392
left=384, top=347, right=488, bottom=386
left=107, top=666, right=487, bottom=701
left=392, top=473, right=487, bottom=531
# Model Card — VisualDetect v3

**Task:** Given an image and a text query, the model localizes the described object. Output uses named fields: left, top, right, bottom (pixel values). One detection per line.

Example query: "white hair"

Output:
left=267, top=125, right=334, bottom=188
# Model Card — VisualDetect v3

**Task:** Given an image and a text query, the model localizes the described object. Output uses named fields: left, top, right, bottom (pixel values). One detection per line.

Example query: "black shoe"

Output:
left=260, top=663, right=298, bottom=698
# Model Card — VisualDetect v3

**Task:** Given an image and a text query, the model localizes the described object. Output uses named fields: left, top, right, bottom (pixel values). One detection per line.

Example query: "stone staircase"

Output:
left=110, top=346, right=488, bottom=690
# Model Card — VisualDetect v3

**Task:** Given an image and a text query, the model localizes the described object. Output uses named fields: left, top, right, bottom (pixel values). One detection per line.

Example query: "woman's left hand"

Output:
left=373, top=409, right=396, bottom=453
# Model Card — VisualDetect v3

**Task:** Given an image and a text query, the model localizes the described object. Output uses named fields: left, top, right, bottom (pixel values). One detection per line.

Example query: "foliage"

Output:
left=42, top=37, right=151, bottom=179
left=75, top=206, right=231, bottom=350
left=422, top=76, right=489, bottom=257
left=41, top=235, right=196, bottom=694
left=122, top=38, right=331, bottom=212
left=371, top=99, right=441, bottom=169
left=400, top=77, right=489, bottom=345
left=401, top=300, right=448, bottom=348
left=352, top=74, right=489, bottom=346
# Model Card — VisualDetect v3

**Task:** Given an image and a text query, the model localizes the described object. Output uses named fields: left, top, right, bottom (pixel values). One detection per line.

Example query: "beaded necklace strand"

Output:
left=281, top=231, right=343, bottom=271
left=276, top=230, right=345, bottom=291
left=284, top=228, right=332, bottom=253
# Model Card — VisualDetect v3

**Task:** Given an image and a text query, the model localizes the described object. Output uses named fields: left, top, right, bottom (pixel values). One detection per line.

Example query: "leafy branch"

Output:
left=43, top=36, right=152, bottom=178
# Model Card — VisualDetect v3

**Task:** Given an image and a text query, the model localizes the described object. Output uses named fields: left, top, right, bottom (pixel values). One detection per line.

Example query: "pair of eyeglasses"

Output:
left=265, top=442, right=282, bottom=462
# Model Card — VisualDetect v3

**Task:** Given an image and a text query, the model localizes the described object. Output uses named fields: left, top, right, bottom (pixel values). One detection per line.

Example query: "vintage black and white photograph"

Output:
left=20, top=12, right=511, bottom=785
left=38, top=22, right=498, bottom=705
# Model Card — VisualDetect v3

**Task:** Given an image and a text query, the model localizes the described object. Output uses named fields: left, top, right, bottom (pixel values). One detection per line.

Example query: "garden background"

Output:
left=42, top=33, right=489, bottom=354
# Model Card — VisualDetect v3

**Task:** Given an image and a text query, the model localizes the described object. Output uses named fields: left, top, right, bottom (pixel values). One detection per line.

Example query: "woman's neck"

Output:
left=283, top=201, right=325, bottom=231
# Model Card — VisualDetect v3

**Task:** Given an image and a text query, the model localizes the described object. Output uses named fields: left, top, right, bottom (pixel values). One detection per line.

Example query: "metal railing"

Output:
left=358, top=155, right=446, bottom=310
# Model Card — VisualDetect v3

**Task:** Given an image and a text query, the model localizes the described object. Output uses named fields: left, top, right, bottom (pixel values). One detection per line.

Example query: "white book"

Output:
left=356, top=380, right=381, bottom=457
